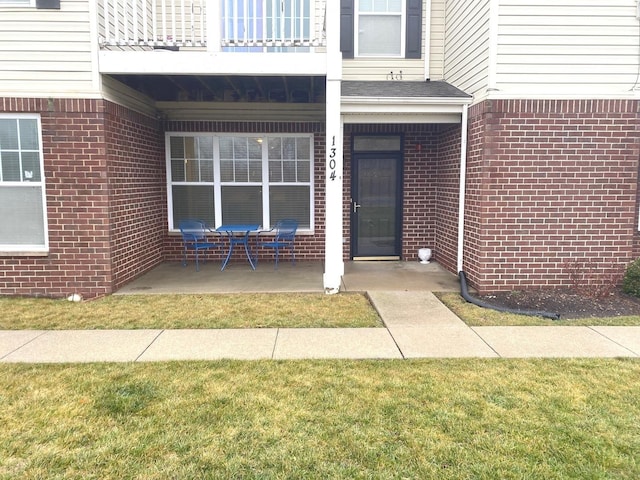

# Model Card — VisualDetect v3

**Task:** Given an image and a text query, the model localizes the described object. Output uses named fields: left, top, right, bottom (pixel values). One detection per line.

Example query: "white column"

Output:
left=323, top=0, right=344, bottom=294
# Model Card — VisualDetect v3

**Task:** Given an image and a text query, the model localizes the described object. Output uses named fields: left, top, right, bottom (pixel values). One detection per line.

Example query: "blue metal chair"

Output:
left=257, top=219, right=298, bottom=269
left=178, top=220, right=222, bottom=271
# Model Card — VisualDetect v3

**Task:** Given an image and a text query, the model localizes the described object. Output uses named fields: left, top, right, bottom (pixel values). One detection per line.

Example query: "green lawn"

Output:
left=0, top=293, right=382, bottom=330
left=1, top=359, right=638, bottom=479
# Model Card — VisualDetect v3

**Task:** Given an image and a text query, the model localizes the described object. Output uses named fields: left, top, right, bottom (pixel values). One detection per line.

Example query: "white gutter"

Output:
left=457, top=104, right=469, bottom=273
left=424, top=0, right=432, bottom=80
left=341, top=96, right=472, bottom=107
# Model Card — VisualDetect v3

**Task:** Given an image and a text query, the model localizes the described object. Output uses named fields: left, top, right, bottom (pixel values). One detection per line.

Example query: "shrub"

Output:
left=622, top=257, right=640, bottom=298
left=563, top=259, right=623, bottom=299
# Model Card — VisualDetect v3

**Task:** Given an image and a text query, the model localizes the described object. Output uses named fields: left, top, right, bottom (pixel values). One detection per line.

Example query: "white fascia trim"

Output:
left=342, top=113, right=462, bottom=124
left=342, top=96, right=473, bottom=106
left=485, top=90, right=640, bottom=101
left=341, top=96, right=472, bottom=118
left=99, top=51, right=327, bottom=76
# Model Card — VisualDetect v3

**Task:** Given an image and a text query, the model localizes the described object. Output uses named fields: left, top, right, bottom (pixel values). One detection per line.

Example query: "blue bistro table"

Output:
left=216, top=224, right=261, bottom=271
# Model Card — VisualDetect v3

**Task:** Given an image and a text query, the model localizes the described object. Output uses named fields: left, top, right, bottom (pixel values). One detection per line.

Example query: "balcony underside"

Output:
left=99, top=50, right=327, bottom=76
left=107, top=73, right=326, bottom=105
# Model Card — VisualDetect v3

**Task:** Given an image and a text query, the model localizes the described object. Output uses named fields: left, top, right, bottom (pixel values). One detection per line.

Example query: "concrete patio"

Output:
left=115, top=260, right=462, bottom=295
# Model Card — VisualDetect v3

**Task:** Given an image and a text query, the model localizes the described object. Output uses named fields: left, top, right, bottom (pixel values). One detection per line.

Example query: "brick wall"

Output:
left=6, top=96, right=635, bottom=297
left=434, top=124, right=464, bottom=275
left=0, top=98, right=164, bottom=298
left=104, top=103, right=164, bottom=291
left=465, top=99, right=640, bottom=293
left=0, top=98, right=113, bottom=298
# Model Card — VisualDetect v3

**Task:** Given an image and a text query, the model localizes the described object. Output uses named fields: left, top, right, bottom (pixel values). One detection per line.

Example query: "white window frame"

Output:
left=166, top=132, right=314, bottom=232
left=355, top=0, right=406, bottom=58
left=0, top=113, right=49, bottom=254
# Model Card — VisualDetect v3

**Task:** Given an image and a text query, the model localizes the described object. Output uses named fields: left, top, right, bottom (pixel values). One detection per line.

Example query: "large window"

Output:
left=167, top=133, right=313, bottom=230
left=0, top=115, right=48, bottom=252
left=356, top=0, right=404, bottom=57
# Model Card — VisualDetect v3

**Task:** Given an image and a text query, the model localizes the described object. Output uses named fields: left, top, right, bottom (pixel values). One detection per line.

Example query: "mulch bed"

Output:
left=476, top=288, right=640, bottom=319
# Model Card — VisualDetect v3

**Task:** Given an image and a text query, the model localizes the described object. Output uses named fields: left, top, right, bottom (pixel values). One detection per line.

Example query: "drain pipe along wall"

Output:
left=457, top=104, right=468, bottom=274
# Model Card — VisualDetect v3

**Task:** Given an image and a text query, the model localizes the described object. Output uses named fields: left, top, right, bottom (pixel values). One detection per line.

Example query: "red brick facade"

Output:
left=2, top=96, right=639, bottom=298
left=0, top=98, right=165, bottom=298
left=105, top=103, right=165, bottom=292
left=464, top=99, right=640, bottom=293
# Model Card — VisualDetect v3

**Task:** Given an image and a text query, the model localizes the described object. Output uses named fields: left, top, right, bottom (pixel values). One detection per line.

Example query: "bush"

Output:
left=622, top=257, right=640, bottom=298
left=563, top=259, right=622, bottom=298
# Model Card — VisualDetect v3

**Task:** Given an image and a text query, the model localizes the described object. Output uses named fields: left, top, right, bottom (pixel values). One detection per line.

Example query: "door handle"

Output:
left=353, top=202, right=361, bottom=213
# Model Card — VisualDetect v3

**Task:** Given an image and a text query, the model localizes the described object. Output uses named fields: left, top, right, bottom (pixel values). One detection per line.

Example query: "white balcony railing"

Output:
left=98, top=0, right=326, bottom=51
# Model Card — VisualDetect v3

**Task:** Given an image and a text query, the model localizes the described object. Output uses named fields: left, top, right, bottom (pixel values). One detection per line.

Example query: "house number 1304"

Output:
left=329, top=136, right=337, bottom=181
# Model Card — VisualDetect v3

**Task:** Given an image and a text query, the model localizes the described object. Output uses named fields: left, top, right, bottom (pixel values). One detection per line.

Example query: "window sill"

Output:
left=0, top=250, right=49, bottom=257
left=169, top=229, right=315, bottom=236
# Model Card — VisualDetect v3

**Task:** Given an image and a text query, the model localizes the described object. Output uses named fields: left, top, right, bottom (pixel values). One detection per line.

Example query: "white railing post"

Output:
left=180, top=0, right=186, bottom=44
left=143, top=0, right=149, bottom=44
left=171, top=0, right=176, bottom=44
left=132, top=0, right=139, bottom=44
left=190, top=0, right=195, bottom=44
left=251, top=0, right=257, bottom=44
left=113, top=0, right=120, bottom=43
left=152, top=1, right=157, bottom=44
left=161, top=0, right=167, bottom=42
left=103, top=0, right=110, bottom=43
left=207, top=0, right=221, bottom=51
left=123, top=0, right=129, bottom=43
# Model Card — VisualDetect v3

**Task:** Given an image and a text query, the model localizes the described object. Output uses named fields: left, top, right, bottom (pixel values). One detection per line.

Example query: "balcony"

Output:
left=97, top=0, right=328, bottom=76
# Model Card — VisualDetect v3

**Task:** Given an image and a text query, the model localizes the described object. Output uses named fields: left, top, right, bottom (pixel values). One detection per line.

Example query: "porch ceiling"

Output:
left=108, top=74, right=326, bottom=103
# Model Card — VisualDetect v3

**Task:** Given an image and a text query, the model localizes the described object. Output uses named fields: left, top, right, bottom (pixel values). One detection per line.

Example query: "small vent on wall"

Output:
left=36, top=0, right=60, bottom=9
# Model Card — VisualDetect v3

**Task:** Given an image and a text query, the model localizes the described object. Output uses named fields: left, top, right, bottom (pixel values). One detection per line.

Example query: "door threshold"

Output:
left=352, top=256, right=401, bottom=261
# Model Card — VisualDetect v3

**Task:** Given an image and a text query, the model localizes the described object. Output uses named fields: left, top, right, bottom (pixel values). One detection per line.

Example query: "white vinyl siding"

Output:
left=495, top=1, right=640, bottom=96
left=443, top=0, right=491, bottom=99
left=0, top=0, right=96, bottom=96
left=428, top=0, right=445, bottom=80
left=342, top=59, right=426, bottom=81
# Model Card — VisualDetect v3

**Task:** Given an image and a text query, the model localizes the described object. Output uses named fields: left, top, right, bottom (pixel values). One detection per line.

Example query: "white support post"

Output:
left=323, top=0, right=344, bottom=294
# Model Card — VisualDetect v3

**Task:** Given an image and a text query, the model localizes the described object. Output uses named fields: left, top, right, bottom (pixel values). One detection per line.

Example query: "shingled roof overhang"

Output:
left=341, top=80, right=472, bottom=124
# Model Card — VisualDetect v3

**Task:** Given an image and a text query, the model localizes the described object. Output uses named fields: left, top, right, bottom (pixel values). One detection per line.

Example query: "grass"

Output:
left=0, top=293, right=382, bottom=330
left=1, top=359, right=639, bottom=479
left=436, top=292, right=640, bottom=327
left=2, top=290, right=639, bottom=329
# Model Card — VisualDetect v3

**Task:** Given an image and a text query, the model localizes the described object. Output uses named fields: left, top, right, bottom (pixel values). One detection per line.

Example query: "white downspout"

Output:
left=457, top=104, right=468, bottom=273
left=424, top=0, right=431, bottom=80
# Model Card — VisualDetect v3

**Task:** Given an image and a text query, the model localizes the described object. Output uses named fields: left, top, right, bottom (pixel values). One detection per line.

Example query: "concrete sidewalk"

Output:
left=1, top=292, right=639, bottom=362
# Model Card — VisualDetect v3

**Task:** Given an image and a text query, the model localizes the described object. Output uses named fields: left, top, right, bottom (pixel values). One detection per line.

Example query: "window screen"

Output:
left=0, top=116, right=47, bottom=251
